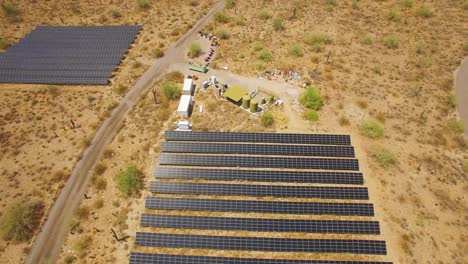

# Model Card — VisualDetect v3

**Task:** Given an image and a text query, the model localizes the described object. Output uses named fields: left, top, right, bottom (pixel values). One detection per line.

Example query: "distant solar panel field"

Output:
left=0, top=26, right=141, bottom=85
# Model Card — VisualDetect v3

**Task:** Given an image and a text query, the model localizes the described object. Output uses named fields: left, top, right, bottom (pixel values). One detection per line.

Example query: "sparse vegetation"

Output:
left=1, top=2, right=19, bottom=17
left=416, top=5, right=433, bottom=18
left=362, top=35, right=373, bottom=45
left=370, top=147, right=397, bottom=167
left=258, top=10, right=271, bottom=20
left=383, top=34, right=400, bottom=49
left=261, top=112, right=274, bottom=127
left=226, top=0, right=236, bottom=9
left=152, top=48, right=164, bottom=58
left=448, top=95, right=457, bottom=108
left=0, top=201, right=43, bottom=241
left=304, top=32, right=332, bottom=45
left=304, top=110, right=319, bottom=122
left=464, top=1, right=468, bottom=10
left=136, top=0, right=150, bottom=11
left=339, top=116, right=350, bottom=126
left=111, top=9, right=122, bottom=18
left=463, top=160, right=468, bottom=172
left=451, top=119, right=464, bottom=133
left=300, top=86, right=322, bottom=110
left=114, top=165, right=143, bottom=196
left=289, top=44, right=304, bottom=57
left=257, top=49, right=273, bottom=62
left=402, top=0, right=414, bottom=8
left=74, top=205, right=90, bottom=220
left=387, top=8, right=401, bottom=22
left=360, top=120, right=385, bottom=139
left=188, top=42, right=202, bottom=58
left=214, top=11, right=229, bottom=23
left=217, top=29, right=230, bottom=39
left=160, top=81, right=181, bottom=100
left=273, top=19, right=284, bottom=30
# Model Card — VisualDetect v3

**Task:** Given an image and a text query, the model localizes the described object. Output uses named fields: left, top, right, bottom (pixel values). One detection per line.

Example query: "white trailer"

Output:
left=177, top=95, right=192, bottom=117
left=183, top=78, right=194, bottom=95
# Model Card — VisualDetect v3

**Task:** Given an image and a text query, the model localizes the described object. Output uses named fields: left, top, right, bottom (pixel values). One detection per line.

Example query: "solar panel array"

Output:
left=0, top=26, right=141, bottom=85
left=131, top=131, right=391, bottom=263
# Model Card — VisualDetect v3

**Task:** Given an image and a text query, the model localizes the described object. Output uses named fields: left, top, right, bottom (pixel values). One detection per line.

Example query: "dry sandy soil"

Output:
left=0, top=0, right=214, bottom=263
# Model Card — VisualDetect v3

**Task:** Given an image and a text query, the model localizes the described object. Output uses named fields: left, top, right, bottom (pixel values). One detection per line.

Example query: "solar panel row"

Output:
left=150, top=182, right=369, bottom=199
left=161, top=142, right=355, bottom=157
left=165, top=131, right=352, bottom=145
left=0, top=26, right=141, bottom=85
left=135, top=232, right=387, bottom=255
left=158, top=154, right=360, bottom=171
left=140, top=214, right=381, bottom=234
left=145, top=197, right=374, bottom=216
left=154, top=167, right=364, bottom=185
left=130, top=253, right=393, bottom=264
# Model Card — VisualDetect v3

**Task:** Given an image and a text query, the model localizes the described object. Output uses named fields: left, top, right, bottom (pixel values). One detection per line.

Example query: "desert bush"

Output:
left=451, top=119, right=464, bottom=133
left=1, top=2, right=19, bottom=17
left=136, top=0, right=150, bottom=10
left=64, top=255, right=76, bottom=264
left=387, top=8, right=401, bottom=22
left=383, top=34, right=399, bottom=49
left=73, top=235, right=92, bottom=258
left=253, top=42, right=264, bottom=51
left=463, top=160, right=468, bottom=172
left=416, top=5, right=433, bottom=18
left=0, top=201, right=43, bottom=241
left=300, top=86, right=322, bottom=110
left=357, top=100, right=368, bottom=109
left=74, top=205, right=90, bottom=220
left=0, top=39, right=9, bottom=50
left=188, top=42, right=202, bottom=58
left=47, top=85, right=60, bottom=97
left=305, top=110, right=319, bottom=122
left=304, top=32, right=332, bottom=45
left=257, top=49, right=273, bottom=62
left=115, top=84, right=128, bottom=95
left=339, top=116, right=350, bottom=126
left=464, top=1, right=468, bottom=9
left=235, top=16, right=246, bottom=26
left=402, top=0, right=413, bottom=8
left=226, top=0, right=236, bottom=9
left=415, top=42, right=427, bottom=54
left=94, top=162, right=107, bottom=175
left=326, top=0, right=337, bottom=6
left=261, top=112, right=274, bottom=127
left=214, top=11, right=229, bottom=23
left=114, top=165, right=143, bottom=196
left=256, top=61, right=267, bottom=71
left=370, top=147, right=397, bottom=167
left=415, top=57, right=431, bottom=68
left=160, top=81, right=181, bottom=100
left=189, top=0, right=199, bottom=6
left=448, top=95, right=457, bottom=108
left=258, top=10, right=271, bottom=20
left=93, top=198, right=104, bottom=209
left=352, top=0, right=359, bottom=9
left=463, top=42, right=468, bottom=51
left=273, top=19, right=284, bottom=30
left=111, top=9, right=121, bottom=18
left=152, top=48, right=164, bottom=58
left=360, top=120, right=384, bottom=139
left=217, top=29, right=230, bottom=39
left=362, top=35, right=373, bottom=45
left=164, top=71, right=184, bottom=83
left=289, top=44, right=304, bottom=57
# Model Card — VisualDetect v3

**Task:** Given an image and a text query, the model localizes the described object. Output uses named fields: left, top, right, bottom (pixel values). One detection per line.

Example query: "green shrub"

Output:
left=383, top=34, right=399, bottom=49
left=235, top=16, right=246, bottom=26
left=360, top=120, right=385, bottom=139
left=152, top=48, right=164, bottom=58
left=370, top=148, right=397, bottom=167
left=261, top=112, right=274, bottom=127
left=0, top=39, right=9, bottom=50
left=161, top=81, right=181, bottom=100
left=256, top=61, right=267, bottom=71
left=258, top=10, right=271, bottom=20
left=362, top=35, right=373, bottom=45
left=164, top=71, right=184, bottom=83
left=352, top=0, right=359, bottom=9
left=64, top=255, right=76, bottom=264
left=114, top=165, right=143, bottom=196
left=304, top=110, right=319, bottom=122
left=289, top=44, right=304, bottom=57
left=448, top=95, right=457, bottom=108
left=416, top=5, right=433, bottom=18
left=451, top=119, right=464, bottom=133
left=111, top=10, right=122, bottom=18
left=214, top=11, right=229, bottom=23
left=415, top=57, right=431, bottom=68
left=299, top=86, right=322, bottom=110
left=463, top=1, right=468, bottom=9
left=257, top=49, right=273, bottom=62
left=1, top=3, right=19, bottom=17
left=273, top=19, right=284, bottom=30
left=0, top=201, right=43, bottom=241
left=253, top=42, right=264, bottom=51
left=226, top=0, right=236, bottom=9
left=188, top=42, right=202, bottom=58
left=402, top=0, right=413, bottom=8
left=304, top=32, right=332, bottom=45
left=136, top=0, right=150, bottom=10
left=387, top=8, right=401, bottom=22
left=217, top=29, right=230, bottom=39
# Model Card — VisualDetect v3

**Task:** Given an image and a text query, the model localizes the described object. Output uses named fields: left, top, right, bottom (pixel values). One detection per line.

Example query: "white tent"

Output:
left=177, top=95, right=192, bottom=117
left=183, top=78, right=194, bottom=95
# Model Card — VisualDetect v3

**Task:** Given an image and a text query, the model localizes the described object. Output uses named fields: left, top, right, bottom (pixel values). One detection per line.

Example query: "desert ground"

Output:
left=0, top=0, right=467, bottom=264
left=0, top=0, right=214, bottom=263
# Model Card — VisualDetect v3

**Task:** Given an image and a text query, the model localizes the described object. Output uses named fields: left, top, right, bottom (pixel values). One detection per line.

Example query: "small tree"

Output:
left=0, top=201, right=43, bottom=241
left=161, top=81, right=181, bottom=100
left=261, top=112, right=274, bottom=127
left=188, top=42, right=202, bottom=58
left=300, top=86, right=322, bottom=110
left=114, top=165, right=143, bottom=196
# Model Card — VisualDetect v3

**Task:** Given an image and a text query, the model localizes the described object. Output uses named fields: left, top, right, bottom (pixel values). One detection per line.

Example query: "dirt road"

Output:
left=25, top=2, right=224, bottom=263
left=455, top=57, right=468, bottom=139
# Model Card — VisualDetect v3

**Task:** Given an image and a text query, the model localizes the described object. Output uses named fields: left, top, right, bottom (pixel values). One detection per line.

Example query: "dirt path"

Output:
left=454, top=57, right=468, bottom=139
left=25, top=2, right=224, bottom=264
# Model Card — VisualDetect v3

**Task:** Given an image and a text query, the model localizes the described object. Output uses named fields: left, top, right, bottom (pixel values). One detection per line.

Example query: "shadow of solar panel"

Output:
left=135, top=232, right=387, bottom=254
left=161, top=142, right=355, bottom=157
left=145, top=197, right=374, bottom=216
left=150, top=182, right=369, bottom=199
left=154, top=168, right=364, bottom=185
left=158, top=154, right=360, bottom=171
left=129, top=253, right=393, bottom=264
left=0, top=26, right=141, bottom=85
left=140, top=214, right=380, bottom=234
left=165, top=131, right=351, bottom=145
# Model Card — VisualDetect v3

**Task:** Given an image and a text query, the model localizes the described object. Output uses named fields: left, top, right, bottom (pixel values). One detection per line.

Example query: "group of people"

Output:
left=198, top=31, right=220, bottom=64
